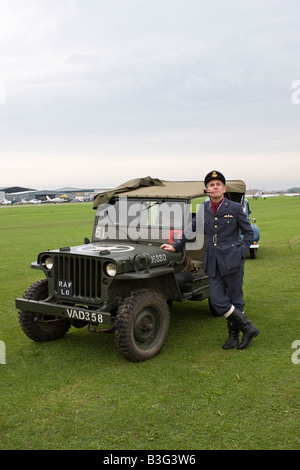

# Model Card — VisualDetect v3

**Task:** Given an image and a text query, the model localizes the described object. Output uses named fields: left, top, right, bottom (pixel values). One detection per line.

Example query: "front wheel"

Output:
left=18, top=279, right=70, bottom=342
left=114, top=290, right=170, bottom=362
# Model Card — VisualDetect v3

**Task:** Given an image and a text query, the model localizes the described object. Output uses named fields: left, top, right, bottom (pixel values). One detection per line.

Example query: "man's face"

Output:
left=207, top=179, right=226, bottom=201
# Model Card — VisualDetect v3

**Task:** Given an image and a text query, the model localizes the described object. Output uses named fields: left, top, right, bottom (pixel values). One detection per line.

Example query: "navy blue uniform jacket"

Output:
left=173, top=197, right=254, bottom=277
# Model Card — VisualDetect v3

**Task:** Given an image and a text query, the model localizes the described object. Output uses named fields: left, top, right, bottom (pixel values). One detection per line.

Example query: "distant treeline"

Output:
left=286, top=187, right=300, bottom=193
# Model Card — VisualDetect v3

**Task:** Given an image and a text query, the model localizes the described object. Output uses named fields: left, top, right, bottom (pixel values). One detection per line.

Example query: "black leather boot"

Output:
left=222, top=321, right=240, bottom=349
left=227, top=308, right=259, bottom=350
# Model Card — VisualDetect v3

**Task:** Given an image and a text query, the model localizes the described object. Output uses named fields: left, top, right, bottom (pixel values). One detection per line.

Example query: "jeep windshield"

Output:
left=92, top=197, right=188, bottom=245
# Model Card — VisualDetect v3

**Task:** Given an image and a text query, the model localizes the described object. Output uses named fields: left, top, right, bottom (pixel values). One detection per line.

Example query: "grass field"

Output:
left=0, top=197, right=299, bottom=450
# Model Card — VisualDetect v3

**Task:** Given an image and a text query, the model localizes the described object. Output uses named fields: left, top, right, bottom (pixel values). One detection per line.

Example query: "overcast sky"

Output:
left=1, top=0, right=300, bottom=191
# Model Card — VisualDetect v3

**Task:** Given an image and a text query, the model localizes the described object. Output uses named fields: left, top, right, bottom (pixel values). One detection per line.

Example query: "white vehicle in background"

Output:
left=0, top=197, right=11, bottom=205
left=46, top=195, right=71, bottom=203
left=19, top=198, right=41, bottom=204
left=246, top=189, right=279, bottom=199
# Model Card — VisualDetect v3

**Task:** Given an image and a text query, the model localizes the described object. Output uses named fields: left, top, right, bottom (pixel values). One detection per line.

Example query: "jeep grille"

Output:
left=53, top=254, right=102, bottom=300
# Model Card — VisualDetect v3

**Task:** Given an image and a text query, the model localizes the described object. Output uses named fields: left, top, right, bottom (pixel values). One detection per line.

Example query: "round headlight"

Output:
left=105, top=262, right=117, bottom=277
left=45, top=257, right=54, bottom=270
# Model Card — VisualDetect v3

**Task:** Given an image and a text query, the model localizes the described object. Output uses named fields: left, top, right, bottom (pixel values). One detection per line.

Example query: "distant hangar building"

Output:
left=1, top=186, right=109, bottom=203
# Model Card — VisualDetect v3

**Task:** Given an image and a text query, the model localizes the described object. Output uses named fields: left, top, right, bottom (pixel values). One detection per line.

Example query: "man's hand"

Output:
left=160, top=244, right=175, bottom=252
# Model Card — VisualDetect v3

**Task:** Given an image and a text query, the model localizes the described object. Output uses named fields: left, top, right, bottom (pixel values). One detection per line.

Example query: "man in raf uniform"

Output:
left=161, top=170, right=259, bottom=350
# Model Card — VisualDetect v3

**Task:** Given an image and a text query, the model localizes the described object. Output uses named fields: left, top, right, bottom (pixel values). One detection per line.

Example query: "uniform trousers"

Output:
left=209, top=262, right=245, bottom=316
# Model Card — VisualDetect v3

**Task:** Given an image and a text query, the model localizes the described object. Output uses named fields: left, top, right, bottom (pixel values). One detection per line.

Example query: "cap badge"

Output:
left=212, top=171, right=218, bottom=178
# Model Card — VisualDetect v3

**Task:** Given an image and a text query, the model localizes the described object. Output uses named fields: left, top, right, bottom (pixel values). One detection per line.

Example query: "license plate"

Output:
left=65, top=307, right=104, bottom=324
left=57, top=280, right=73, bottom=297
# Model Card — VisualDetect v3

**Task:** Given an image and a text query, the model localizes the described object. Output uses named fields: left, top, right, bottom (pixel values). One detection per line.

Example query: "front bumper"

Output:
left=15, top=298, right=113, bottom=325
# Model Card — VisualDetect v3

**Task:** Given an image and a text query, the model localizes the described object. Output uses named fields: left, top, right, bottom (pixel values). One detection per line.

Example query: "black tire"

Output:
left=250, top=248, right=258, bottom=259
left=114, top=290, right=170, bottom=362
left=18, top=279, right=70, bottom=342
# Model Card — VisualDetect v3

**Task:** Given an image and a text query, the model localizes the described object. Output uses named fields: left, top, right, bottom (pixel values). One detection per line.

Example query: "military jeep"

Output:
left=15, top=177, right=246, bottom=362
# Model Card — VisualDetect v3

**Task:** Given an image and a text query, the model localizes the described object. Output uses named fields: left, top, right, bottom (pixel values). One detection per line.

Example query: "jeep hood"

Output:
left=47, top=241, right=184, bottom=264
